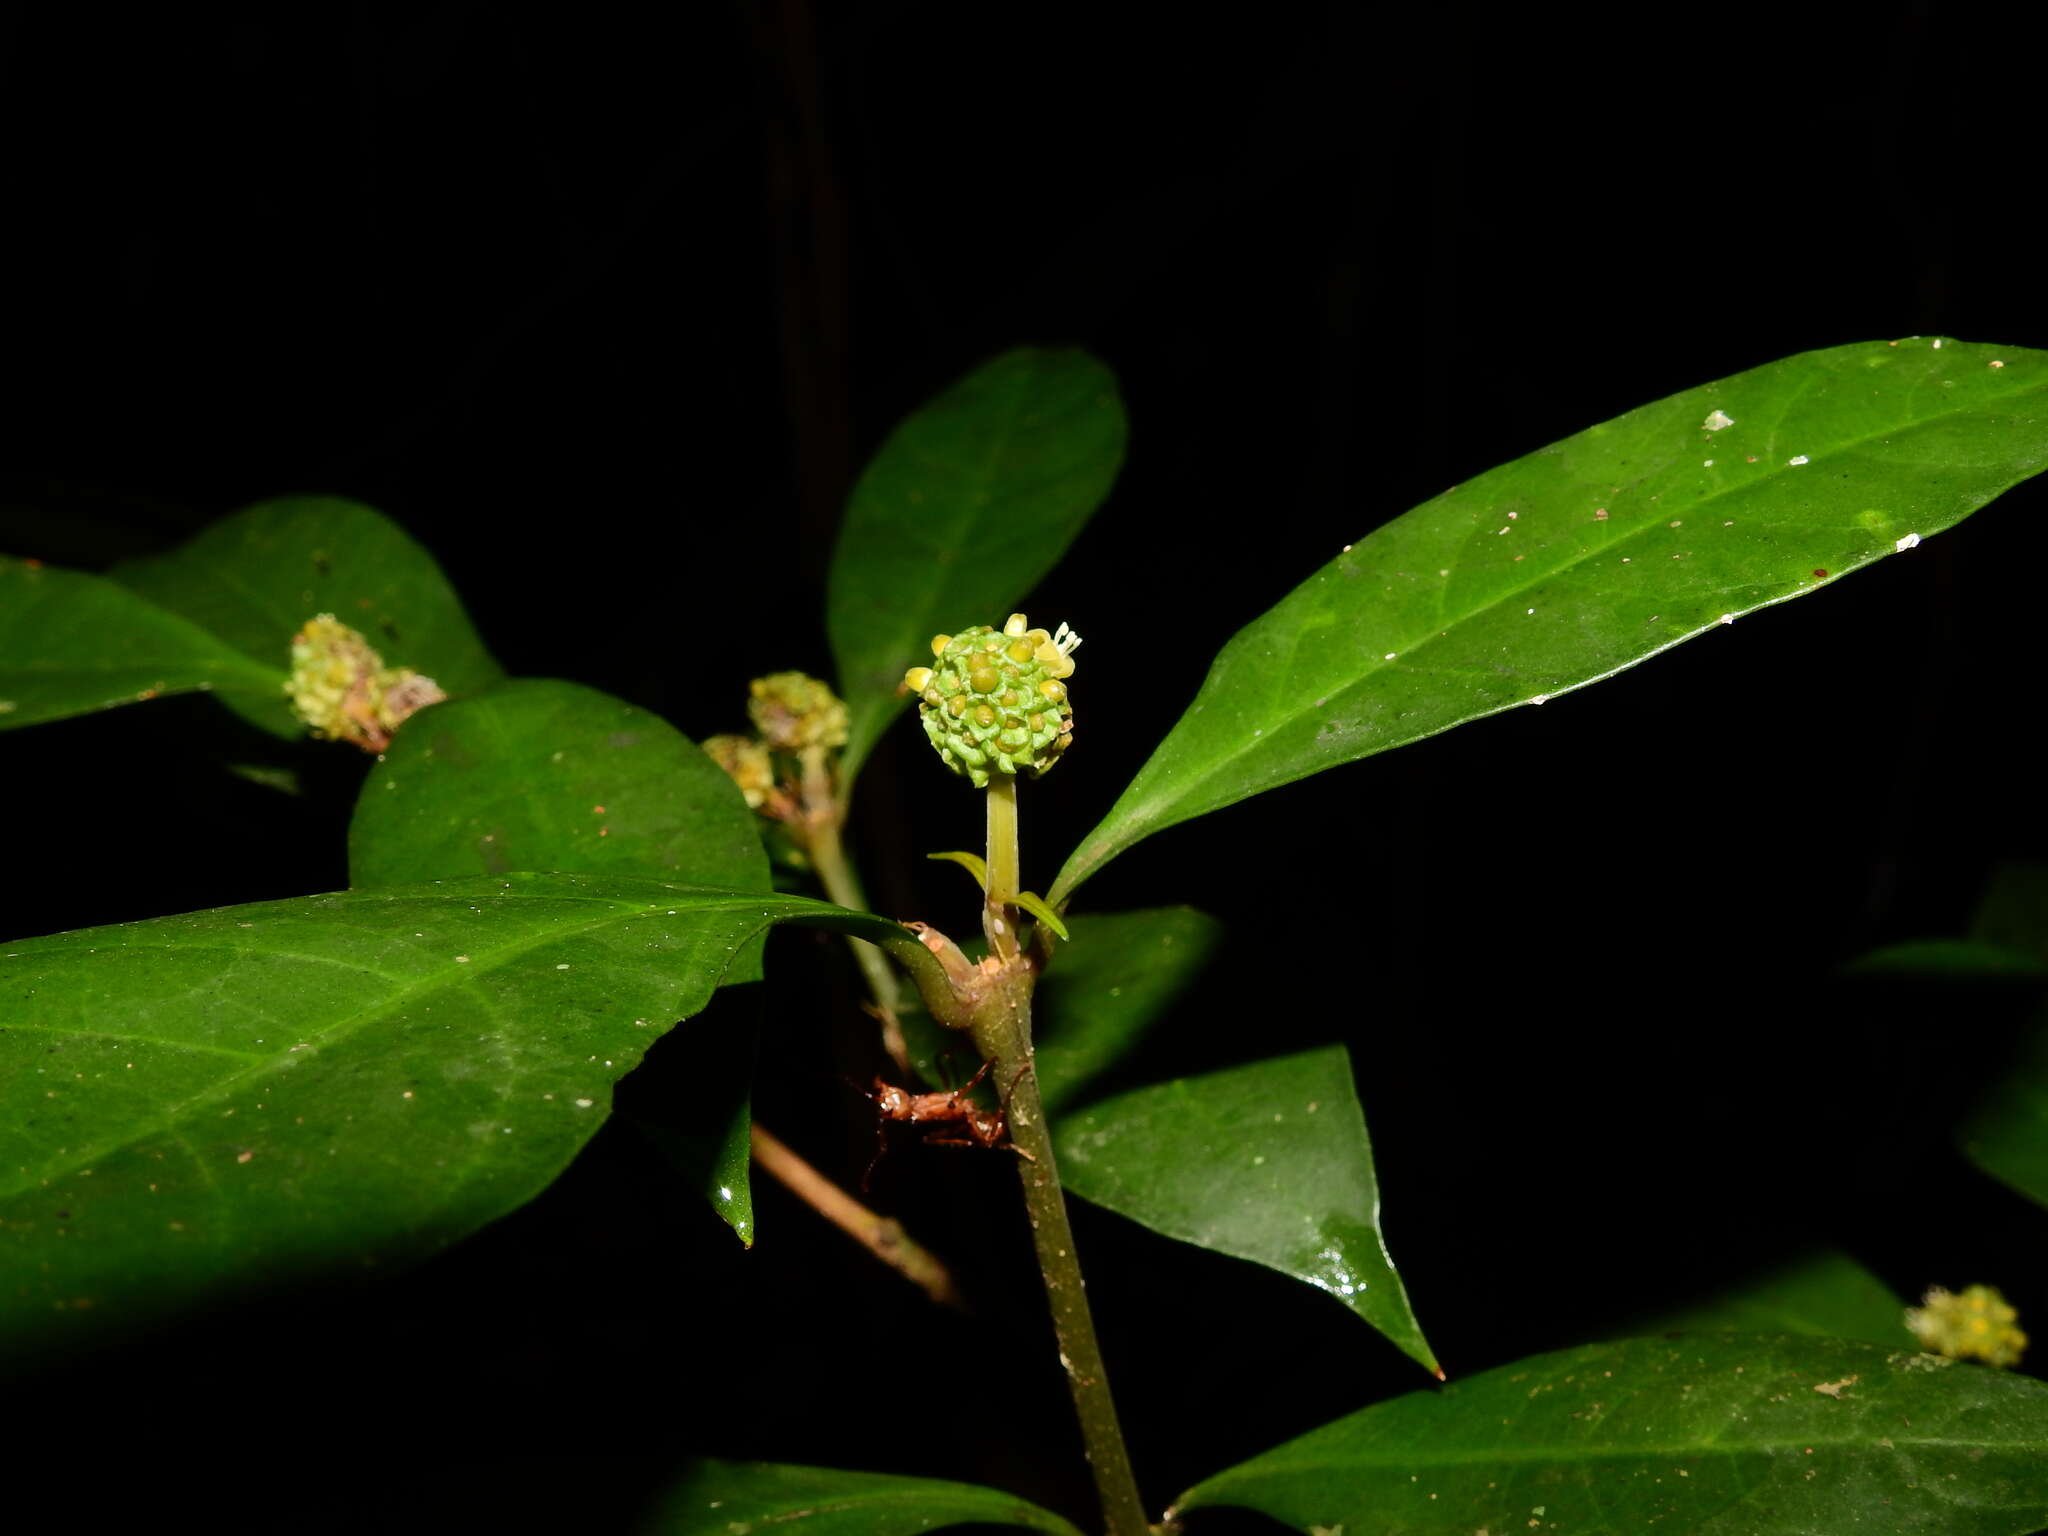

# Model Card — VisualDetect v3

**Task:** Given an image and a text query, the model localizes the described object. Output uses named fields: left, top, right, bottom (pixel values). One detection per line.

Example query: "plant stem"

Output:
left=978, top=772, right=1147, bottom=1536
left=983, top=773, right=1021, bottom=960
left=971, top=989, right=1149, bottom=1536
left=749, top=1123, right=964, bottom=1310
left=804, top=786, right=910, bottom=1072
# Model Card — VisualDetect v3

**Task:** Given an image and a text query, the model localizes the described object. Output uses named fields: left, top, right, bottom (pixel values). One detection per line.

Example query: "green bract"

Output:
left=903, top=612, right=1078, bottom=787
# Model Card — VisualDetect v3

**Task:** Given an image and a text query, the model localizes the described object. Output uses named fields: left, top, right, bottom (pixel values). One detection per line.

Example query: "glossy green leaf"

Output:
left=647, top=1459, right=1084, bottom=1536
left=0, top=875, right=896, bottom=1349
left=349, top=678, right=767, bottom=895
left=1960, top=1012, right=2048, bottom=1209
left=112, top=496, right=501, bottom=737
left=1034, top=906, right=1221, bottom=1115
left=0, top=555, right=281, bottom=729
left=1055, top=1044, right=1435, bottom=1375
left=348, top=678, right=772, bottom=1236
left=1052, top=337, right=2048, bottom=904
left=1634, top=1250, right=1911, bottom=1349
left=828, top=348, right=1126, bottom=780
left=1176, top=1334, right=2048, bottom=1535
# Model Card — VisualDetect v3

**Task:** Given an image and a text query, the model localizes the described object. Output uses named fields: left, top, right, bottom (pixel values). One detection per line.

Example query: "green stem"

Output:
left=971, top=986, right=1149, bottom=1536
left=984, top=773, right=1021, bottom=960
left=978, top=773, right=1147, bottom=1535
left=807, top=813, right=918, bottom=1078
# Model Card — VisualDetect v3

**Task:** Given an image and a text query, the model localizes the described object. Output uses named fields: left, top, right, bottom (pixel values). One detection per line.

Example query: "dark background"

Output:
left=5, top=4, right=2047, bottom=1531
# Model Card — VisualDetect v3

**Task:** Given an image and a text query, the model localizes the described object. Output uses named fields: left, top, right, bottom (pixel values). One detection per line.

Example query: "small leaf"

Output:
left=1033, top=906, right=1220, bottom=1115
left=1052, top=338, right=2048, bottom=905
left=1010, top=890, right=1068, bottom=941
left=112, top=496, right=501, bottom=738
left=926, top=849, right=990, bottom=890
left=1631, top=1249, right=1912, bottom=1349
left=1055, top=1044, right=1435, bottom=1375
left=646, top=1459, right=1085, bottom=1536
left=0, top=556, right=281, bottom=729
left=0, top=876, right=897, bottom=1350
left=828, top=348, right=1126, bottom=781
left=1176, top=1334, right=2048, bottom=1535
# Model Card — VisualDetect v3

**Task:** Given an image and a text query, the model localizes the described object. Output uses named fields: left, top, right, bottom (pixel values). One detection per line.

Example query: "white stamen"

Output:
left=1053, top=622, right=1083, bottom=657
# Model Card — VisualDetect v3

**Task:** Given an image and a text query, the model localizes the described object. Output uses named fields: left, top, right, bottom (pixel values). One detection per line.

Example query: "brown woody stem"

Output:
left=749, top=1123, right=964, bottom=1310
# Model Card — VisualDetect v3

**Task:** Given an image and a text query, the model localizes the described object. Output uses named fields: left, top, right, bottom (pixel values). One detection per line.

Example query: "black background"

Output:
left=5, top=4, right=2047, bottom=1532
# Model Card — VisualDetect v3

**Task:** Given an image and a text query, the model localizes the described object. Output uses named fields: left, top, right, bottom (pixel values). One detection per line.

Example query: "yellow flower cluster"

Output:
left=1906, top=1284, right=2027, bottom=1368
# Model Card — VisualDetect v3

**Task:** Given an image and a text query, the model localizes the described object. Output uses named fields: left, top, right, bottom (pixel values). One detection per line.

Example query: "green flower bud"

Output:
left=747, top=672, right=849, bottom=753
left=1906, top=1284, right=2028, bottom=1368
left=285, top=614, right=445, bottom=753
left=902, top=612, right=1078, bottom=787
left=701, top=734, right=775, bottom=809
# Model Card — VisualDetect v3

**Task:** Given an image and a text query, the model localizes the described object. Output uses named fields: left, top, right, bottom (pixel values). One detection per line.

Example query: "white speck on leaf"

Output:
left=1719, top=614, right=1735, bottom=625
left=1788, top=454, right=1810, bottom=465
left=1895, top=532, right=1921, bottom=552
left=1703, top=409, right=1735, bottom=430
left=575, top=1098, right=594, bottom=1108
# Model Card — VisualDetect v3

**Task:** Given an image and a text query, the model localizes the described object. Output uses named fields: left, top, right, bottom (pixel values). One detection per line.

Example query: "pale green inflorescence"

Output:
left=748, top=671, right=849, bottom=753
left=700, top=733, right=775, bottom=808
left=285, top=613, right=445, bottom=753
left=903, top=612, right=1078, bottom=788
left=1906, top=1283, right=2028, bottom=1368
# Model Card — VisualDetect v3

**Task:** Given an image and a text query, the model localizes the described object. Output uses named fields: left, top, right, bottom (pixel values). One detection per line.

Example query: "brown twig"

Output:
left=748, top=1123, right=966, bottom=1311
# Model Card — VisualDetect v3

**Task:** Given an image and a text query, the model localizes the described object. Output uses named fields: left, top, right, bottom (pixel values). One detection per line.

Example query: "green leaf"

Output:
left=828, top=348, right=1126, bottom=781
left=112, top=496, right=501, bottom=738
left=1034, top=906, right=1221, bottom=1115
left=348, top=677, right=774, bottom=1236
left=0, top=875, right=896, bottom=1350
left=645, top=1459, right=1084, bottom=1536
left=1055, top=1044, right=1436, bottom=1376
left=348, top=678, right=768, bottom=896
left=1051, top=337, right=2048, bottom=905
left=1842, top=939, right=2046, bottom=980
left=620, top=988, right=761, bottom=1247
left=0, top=556, right=281, bottom=729
left=1632, top=1249, right=1912, bottom=1349
left=1176, top=1334, right=2048, bottom=1535
left=1960, top=1012, right=2048, bottom=1209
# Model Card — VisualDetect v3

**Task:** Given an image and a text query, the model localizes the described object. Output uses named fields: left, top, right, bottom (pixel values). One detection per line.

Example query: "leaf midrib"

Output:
left=0, top=890, right=777, bottom=1201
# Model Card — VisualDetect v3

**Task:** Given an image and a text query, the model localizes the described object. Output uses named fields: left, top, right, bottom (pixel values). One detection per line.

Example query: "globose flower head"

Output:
left=902, top=612, right=1078, bottom=788
left=747, top=671, right=849, bottom=754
